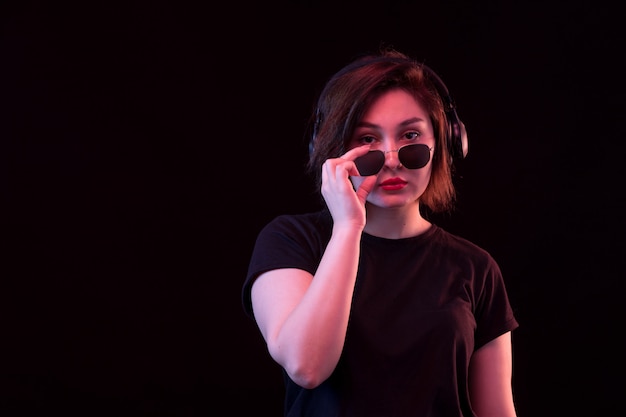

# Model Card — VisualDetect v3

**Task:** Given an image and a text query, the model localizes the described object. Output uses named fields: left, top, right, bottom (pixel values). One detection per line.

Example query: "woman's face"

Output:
left=348, top=88, right=435, bottom=209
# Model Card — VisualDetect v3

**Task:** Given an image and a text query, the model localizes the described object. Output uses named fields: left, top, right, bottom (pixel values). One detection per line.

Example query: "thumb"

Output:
left=354, top=176, right=376, bottom=205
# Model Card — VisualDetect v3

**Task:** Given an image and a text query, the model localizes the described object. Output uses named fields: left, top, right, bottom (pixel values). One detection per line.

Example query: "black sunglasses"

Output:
left=353, top=144, right=433, bottom=176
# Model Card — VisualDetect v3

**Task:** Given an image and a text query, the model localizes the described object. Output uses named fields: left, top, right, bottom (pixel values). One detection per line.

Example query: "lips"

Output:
left=380, top=177, right=407, bottom=186
left=379, top=178, right=407, bottom=190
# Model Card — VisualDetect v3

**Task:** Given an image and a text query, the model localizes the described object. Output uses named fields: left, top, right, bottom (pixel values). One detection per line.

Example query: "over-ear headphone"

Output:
left=422, top=65, right=468, bottom=162
left=309, top=62, right=468, bottom=163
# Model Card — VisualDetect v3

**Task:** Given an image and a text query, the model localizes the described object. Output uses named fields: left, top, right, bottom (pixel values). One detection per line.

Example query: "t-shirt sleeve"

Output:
left=473, top=256, right=519, bottom=349
left=241, top=214, right=327, bottom=319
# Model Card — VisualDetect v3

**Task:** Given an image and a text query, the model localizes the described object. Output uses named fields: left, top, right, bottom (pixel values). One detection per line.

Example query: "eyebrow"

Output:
left=356, top=117, right=426, bottom=129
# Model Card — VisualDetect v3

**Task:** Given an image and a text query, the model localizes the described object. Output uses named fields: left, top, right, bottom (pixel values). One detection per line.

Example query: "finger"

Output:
left=323, top=154, right=359, bottom=179
left=354, top=176, right=376, bottom=203
left=340, top=144, right=371, bottom=161
left=321, top=158, right=354, bottom=190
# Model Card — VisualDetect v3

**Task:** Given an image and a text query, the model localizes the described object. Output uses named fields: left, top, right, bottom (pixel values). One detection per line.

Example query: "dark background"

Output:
left=2, top=1, right=624, bottom=416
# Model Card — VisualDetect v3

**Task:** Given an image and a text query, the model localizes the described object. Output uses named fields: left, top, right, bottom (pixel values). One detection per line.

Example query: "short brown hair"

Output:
left=306, top=48, right=458, bottom=213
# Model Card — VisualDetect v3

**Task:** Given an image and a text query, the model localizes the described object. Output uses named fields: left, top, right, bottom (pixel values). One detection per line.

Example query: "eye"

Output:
left=359, top=135, right=377, bottom=145
left=403, top=131, right=421, bottom=141
left=348, top=132, right=378, bottom=150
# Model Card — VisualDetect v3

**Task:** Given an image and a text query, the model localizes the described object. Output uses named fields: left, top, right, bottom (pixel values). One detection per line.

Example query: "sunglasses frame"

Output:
left=353, top=143, right=433, bottom=176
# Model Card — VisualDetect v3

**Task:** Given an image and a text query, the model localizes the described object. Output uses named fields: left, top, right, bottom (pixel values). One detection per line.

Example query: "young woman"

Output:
left=242, top=48, right=519, bottom=417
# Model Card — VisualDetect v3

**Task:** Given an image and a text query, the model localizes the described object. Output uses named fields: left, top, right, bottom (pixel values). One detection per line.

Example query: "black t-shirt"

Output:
left=242, top=209, right=519, bottom=417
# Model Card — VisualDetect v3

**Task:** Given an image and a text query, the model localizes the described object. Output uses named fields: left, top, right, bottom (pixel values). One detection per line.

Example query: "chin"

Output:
left=367, top=195, right=418, bottom=209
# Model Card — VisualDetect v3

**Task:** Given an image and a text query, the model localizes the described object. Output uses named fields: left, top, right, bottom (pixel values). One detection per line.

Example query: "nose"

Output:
left=383, top=148, right=402, bottom=168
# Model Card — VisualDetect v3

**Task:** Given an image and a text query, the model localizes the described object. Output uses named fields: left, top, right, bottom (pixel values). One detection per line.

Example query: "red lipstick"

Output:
left=379, top=177, right=408, bottom=191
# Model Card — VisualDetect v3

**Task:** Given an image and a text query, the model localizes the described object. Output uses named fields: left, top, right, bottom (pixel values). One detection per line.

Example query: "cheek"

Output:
left=405, top=167, right=433, bottom=196
left=422, top=164, right=433, bottom=179
left=417, top=167, right=433, bottom=187
left=408, top=163, right=432, bottom=178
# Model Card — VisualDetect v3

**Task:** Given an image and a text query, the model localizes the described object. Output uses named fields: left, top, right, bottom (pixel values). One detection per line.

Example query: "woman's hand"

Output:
left=320, top=145, right=377, bottom=230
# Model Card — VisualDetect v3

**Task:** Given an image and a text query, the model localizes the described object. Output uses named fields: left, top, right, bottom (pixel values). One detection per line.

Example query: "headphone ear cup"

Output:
left=422, top=64, right=468, bottom=163
left=446, top=108, right=468, bottom=161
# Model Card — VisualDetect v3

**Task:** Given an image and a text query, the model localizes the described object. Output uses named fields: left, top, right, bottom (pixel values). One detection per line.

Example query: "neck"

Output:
left=363, top=203, right=431, bottom=239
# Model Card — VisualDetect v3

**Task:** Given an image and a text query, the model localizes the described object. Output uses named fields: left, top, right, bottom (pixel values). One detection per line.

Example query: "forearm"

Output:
left=271, top=225, right=361, bottom=388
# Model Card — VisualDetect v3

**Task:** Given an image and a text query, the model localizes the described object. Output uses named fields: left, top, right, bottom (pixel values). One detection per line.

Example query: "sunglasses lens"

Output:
left=398, top=144, right=431, bottom=169
left=353, top=144, right=431, bottom=176
left=354, top=150, right=385, bottom=176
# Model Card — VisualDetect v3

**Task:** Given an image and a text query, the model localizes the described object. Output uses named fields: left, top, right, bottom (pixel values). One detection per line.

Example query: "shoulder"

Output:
left=431, top=226, right=499, bottom=269
left=261, top=209, right=333, bottom=240
left=253, top=209, right=334, bottom=257
left=433, top=226, right=487, bottom=252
